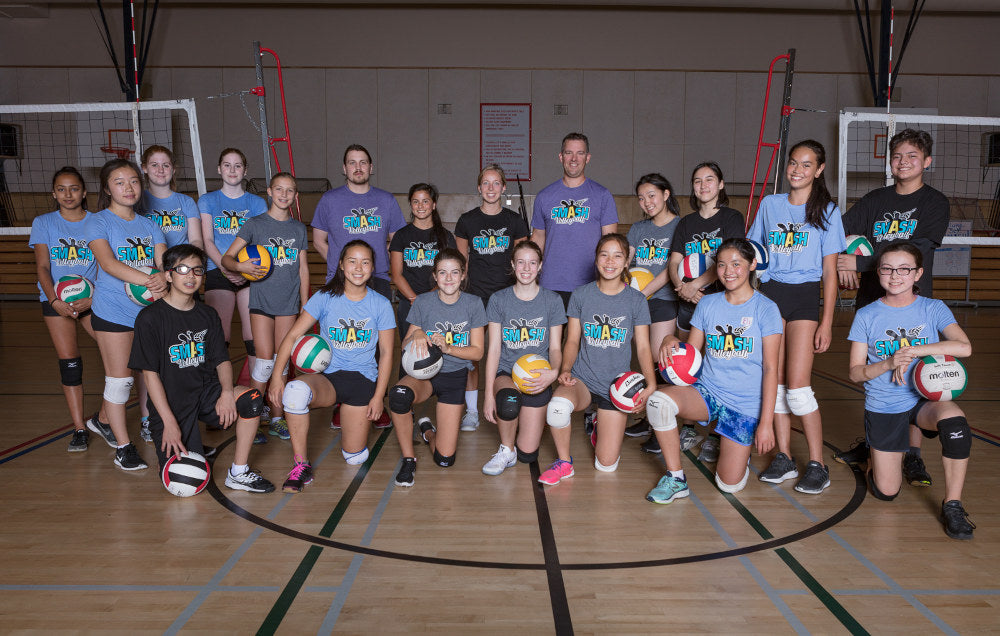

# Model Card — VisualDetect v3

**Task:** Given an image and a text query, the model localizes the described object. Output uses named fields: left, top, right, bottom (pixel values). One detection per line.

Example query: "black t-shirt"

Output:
left=669, top=206, right=746, bottom=294
left=454, top=207, right=529, bottom=298
left=842, top=184, right=949, bottom=308
left=129, top=299, right=229, bottom=421
left=388, top=223, right=457, bottom=295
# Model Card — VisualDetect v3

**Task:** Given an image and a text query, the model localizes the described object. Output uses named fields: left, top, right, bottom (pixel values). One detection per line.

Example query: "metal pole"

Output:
left=773, top=48, right=795, bottom=194
left=252, top=41, right=273, bottom=186
left=876, top=0, right=892, bottom=107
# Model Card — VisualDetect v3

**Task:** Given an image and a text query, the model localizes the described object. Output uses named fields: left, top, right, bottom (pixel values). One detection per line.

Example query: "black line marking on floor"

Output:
left=529, top=461, right=573, bottom=636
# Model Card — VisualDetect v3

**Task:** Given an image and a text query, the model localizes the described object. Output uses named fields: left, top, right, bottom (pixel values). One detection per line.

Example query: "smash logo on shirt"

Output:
left=502, top=317, right=546, bottom=350
left=50, top=237, right=94, bottom=266
left=168, top=329, right=207, bottom=369
left=146, top=209, right=186, bottom=233
left=328, top=317, right=373, bottom=350
left=213, top=210, right=250, bottom=236
left=116, top=236, right=155, bottom=267
left=471, top=228, right=511, bottom=256
left=264, top=237, right=299, bottom=266
left=873, top=210, right=918, bottom=243
left=706, top=323, right=753, bottom=360
left=767, top=222, right=809, bottom=254
left=583, top=314, right=627, bottom=349
left=684, top=229, right=723, bottom=256
left=403, top=241, right=439, bottom=268
left=873, top=325, right=928, bottom=359
left=427, top=321, right=470, bottom=348
left=634, top=238, right=669, bottom=266
left=343, top=208, right=382, bottom=234
left=550, top=198, right=590, bottom=225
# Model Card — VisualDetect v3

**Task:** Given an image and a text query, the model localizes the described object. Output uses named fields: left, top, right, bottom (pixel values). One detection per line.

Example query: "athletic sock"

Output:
left=230, top=463, right=248, bottom=477
left=668, top=469, right=686, bottom=481
left=465, top=390, right=478, bottom=412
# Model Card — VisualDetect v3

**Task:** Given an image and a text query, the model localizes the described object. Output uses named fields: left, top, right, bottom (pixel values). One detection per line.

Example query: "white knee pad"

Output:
left=646, top=391, right=678, bottom=432
left=546, top=397, right=574, bottom=429
left=774, top=384, right=789, bottom=415
left=343, top=447, right=369, bottom=465
left=787, top=386, right=818, bottom=416
left=103, top=376, right=134, bottom=405
left=594, top=455, right=620, bottom=472
left=251, top=356, right=276, bottom=383
left=716, top=466, right=750, bottom=493
left=282, top=379, right=313, bottom=415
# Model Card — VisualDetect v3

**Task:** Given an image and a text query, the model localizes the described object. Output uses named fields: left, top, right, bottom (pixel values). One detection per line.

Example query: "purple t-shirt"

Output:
left=311, top=185, right=405, bottom=282
left=531, top=178, right=618, bottom=292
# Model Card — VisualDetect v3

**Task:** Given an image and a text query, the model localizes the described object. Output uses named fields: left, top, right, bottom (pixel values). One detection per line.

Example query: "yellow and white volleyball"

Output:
left=512, top=354, right=551, bottom=394
left=628, top=267, right=655, bottom=297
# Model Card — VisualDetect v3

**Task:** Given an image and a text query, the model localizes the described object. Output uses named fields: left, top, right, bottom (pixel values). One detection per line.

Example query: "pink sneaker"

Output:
left=538, top=459, right=574, bottom=486
left=330, top=403, right=341, bottom=429
left=373, top=410, right=392, bottom=429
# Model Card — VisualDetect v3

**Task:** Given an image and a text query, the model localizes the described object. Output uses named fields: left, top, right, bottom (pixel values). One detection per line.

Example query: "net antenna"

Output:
left=92, top=0, right=160, bottom=104
left=853, top=0, right=926, bottom=108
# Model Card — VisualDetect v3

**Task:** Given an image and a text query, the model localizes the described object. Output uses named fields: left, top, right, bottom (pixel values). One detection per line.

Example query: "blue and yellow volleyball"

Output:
left=237, top=244, right=272, bottom=282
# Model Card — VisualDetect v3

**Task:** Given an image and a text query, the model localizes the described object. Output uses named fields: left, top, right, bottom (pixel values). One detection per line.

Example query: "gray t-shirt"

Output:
left=627, top=217, right=679, bottom=301
left=406, top=290, right=488, bottom=373
left=486, top=286, right=567, bottom=375
left=236, top=213, right=308, bottom=316
left=568, top=281, right=650, bottom=396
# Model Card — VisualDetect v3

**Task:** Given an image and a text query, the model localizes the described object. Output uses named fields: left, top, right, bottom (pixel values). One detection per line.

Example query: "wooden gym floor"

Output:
left=1, top=299, right=997, bottom=635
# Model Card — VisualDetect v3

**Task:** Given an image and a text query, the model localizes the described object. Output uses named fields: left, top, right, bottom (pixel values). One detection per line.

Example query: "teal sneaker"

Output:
left=269, top=417, right=290, bottom=440
left=646, top=475, right=690, bottom=504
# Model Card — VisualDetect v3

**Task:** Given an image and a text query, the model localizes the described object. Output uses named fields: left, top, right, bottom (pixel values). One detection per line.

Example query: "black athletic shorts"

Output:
left=676, top=300, right=696, bottom=332
left=430, top=368, right=467, bottom=405
left=370, top=276, right=393, bottom=302
left=865, top=399, right=929, bottom=452
left=148, top=381, right=219, bottom=471
left=322, top=369, right=377, bottom=407
left=91, top=312, right=132, bottom=333
left=648, top=298, right=679, bottom=323
left=204, top=268, right=245, bottom=293
left=589, top=390, right=616, bottom=412
left=495, top=371, right=552, bottom=408
left=759, top=279, right=820, bottom=322
left=41, top=300, right=92, bottom=319
left=556, top=289, right=573, bottom=312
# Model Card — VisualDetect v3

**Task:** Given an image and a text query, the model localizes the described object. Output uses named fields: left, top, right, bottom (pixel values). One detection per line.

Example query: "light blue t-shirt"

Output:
left=406, top=291, right=488, bottom=374
left=28, top=210, right=97, bottom=302
left=303, top=288, right=396, bottom=382
left=84, top=209, right=166, bottom=327
left=198, top=190, right=267, bottom=271
left=486, top=286, right=567, bottom=375
left=141, top=191, right=200, bottom=248
left=847, top=295, right=957, bottom=413
left=748, top=193, right=846, bottom=283
left=627, top=216, right=679, bottom=301
left=691, top=291, right=783, bottom=419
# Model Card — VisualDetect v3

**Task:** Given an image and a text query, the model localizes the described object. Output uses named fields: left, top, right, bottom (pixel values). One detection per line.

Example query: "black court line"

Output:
left=528, top=461, right=573, bottom=636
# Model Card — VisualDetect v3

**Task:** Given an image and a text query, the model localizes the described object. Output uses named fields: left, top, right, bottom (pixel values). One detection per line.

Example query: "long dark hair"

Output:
left=319, top=239, right=375, bottom=297
left=689, top=161, right=730, bottom=211
left=788, top=140, right=833, bottom=231
left=595, top=233, right=631, bottom=286
left=715, top=237, right=758, bottom=287
left=96, top=158, right=141, bottom=211
left=51, top=166, right=88, bottom=211
left=408, top=183, right=450, bottom=253
left=635, top=173, right=680, bottom=216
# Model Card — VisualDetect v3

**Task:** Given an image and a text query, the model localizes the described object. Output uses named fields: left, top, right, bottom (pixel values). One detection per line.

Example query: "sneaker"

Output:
left=253, top=430, right=268, bottom=445
left=583, top=410, right=597, bottom=436
left=373, top=410, right=393, bottom=429
left=903, top=452, right=932, bottom=487
left=261, top=404, right=271, bottom=421
left=482, top=444, right=517, bottom=476
left=589, top=421, right=598, bottom=449
left=139, top=417, right=152, bottom=443
left=679, top=426, right=703, bottom=451
left=226, top=468, right=275, bottom=493
left=395, top=457, right=417, bottom=487
left=833, top=438, right=869, bottom=465
left=86, top=414, right=117, bottom=448
left=269, top=418, right=290, bottom=440
left=114, top=443, right=148, bottom=471
left=640, top=435, right=662, bottom=455
left=330, top=403, right=341, bottom=429
left=282, top=462, right=314, bottom=493
left=646, top=475, right=690, bottom=504
left=794, top=461, right=831, bottom=494
left=417, top=417, right=435, bottom=444
left=759, top=452, right=798, bottom=483
left=67, top=428, right=89, bottom=452
left=538, top=459, right=574, bottom=486
left=202, top=445, right=217, bottom=458
left=460, top=409, right=480, bottom=432
left=625, top=418, right=651, bottom=438
left=941, top=500, right=975, bottom=540
left=698, top=436, right=720, bottom=463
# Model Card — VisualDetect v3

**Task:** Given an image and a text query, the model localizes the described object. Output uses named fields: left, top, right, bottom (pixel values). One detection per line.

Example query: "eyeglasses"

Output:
left=170, top=265, right=206, bottom=276
left=877, top=266, right=918, bottom=276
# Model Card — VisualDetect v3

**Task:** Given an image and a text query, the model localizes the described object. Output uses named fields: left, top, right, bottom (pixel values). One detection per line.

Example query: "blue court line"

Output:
left=0, top=430, right=72, bottom=465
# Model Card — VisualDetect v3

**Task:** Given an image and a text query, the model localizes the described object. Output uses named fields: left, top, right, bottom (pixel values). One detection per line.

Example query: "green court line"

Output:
left=257, top=427, right=392, bottom=636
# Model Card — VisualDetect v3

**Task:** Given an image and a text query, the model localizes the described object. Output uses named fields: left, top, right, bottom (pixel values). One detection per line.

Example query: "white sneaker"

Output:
left=460, top=409, right=480, bottom=432
left=482, top=444, right=517, bottom=476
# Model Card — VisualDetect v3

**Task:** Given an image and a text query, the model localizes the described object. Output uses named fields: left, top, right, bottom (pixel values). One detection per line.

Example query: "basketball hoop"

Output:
left=100, top=129, right=135, bottom=160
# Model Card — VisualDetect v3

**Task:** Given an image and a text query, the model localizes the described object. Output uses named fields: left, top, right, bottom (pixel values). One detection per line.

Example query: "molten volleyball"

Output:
left=124, top=266, right=160, bottom=306
left=844, top=235, right=874, bottom=257
left=56, top=275, right=94, bottom=303
left=291, top=333, right=332, bottom=374
left=913, top=355, right=967, bottom=401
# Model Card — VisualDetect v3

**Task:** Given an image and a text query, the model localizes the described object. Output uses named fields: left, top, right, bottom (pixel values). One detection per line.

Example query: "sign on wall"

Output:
left=480, top=103, right=531, bottom=181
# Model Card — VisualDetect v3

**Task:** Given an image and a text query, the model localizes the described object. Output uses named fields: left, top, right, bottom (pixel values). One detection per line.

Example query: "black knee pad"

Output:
left=243, top=338, right=256, bottom=357
left=938, top=417, right=971, bottom=460
left=58, top=357, right=83, bottom=386
left=867, top=470, right=899, bottom=501
left=496, top=388, right=522, bottom=421
left=433, top=449, right=456, bottom=467
left=235, top=386, right=264, bottom=418
left=516, top=447, right=538, bottom=464
left=388, top=385, right=415, bottom=414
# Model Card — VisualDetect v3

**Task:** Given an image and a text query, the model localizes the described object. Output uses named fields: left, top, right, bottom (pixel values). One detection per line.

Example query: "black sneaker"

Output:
left=794, top=461, right=830, bottom=494
left=225, top=468, right=275, bottom=493
left=833, top=438, right=869, bottom=465
left=114, top=443, right=148, bottom=471
left=282, top=462, right=314, bottom=493
left=941, top=500, right=975, bottom=540
left=583, top=410, right=597, bottom=436
left=759, top=452, right=798, bottom=483
left=86, top=414, right=117, bottom=448
left=903, top=452, right=932, bottom=487
left=67, top=428, right=89, bottom=452
left=624, top=418, right=651, bottom=438
left=640, top=435, right=662, bottom=455
left=395, top=457, right=416, bottom=487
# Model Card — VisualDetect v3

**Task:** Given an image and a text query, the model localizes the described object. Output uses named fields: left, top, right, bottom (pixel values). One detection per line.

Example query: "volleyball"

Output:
left=628, top=267, right=655, bottom=297
left=512, top=353, right=551, bottom=394
left=913, top=355, right=968, bottom=401
left=609, top=371, right=647, bottom=412
left=401, top=340, right=443, bottom=380
left=291, top=333, right=332, bottom=374
left=678, top=253, right=714, bottom=282
left=161, top=451, right=211, bottom=497
left=748, top=239, right=769, bottom=271
left=237, top=244, right=272, bottom=281
left=124, top=266, right=160, bottom=306
left=844, top=235, right=874, bottom=256
left=55, top=275, right=94, bottom=303
left=658, top=342, right=703, bottom=386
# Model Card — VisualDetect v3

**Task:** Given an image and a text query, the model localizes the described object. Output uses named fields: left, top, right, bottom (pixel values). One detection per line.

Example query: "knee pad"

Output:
left=787, top=386, right=818, bottom=416
left=867, top=470, right=899, bottom=501
left=517, top=447, right=538, bottom=464
left=546, top=396, right=573, bottom=429
left=938, top=417, right=971, bottom=460
left=58, top=357, right=83, bottom=387
left=282, top=380, right=313, bottom=415
left=388, top=385, right=415, bottom=414
left=594, top=455, right=620, bottom=472
left=235, top=386, right=264, bottom=418
left=716, top=467, right=750, bottom=493
left=774, top=384, right=789, bottom=415
left=646, top=391, right=678, bottom=432
left=496, top=388, right=522, bottom=421
left=243, top=338, right=256, bottom=357
left=433, top=449, right=456, bottom=467
left=103, top=376, right=133, bottom=405
left=251, top=356, right=276, bottom=383
left=343, top=447, right=370, bottom=465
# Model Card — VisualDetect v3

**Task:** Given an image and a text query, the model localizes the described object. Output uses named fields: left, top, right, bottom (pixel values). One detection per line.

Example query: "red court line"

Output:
left=971, top=426, right=1000, bottom=441
left=0, top=423, right=74, bottom=457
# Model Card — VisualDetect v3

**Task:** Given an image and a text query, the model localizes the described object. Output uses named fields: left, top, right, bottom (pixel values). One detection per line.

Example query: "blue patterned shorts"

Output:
left=692, top=383, right=759, bottom=447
